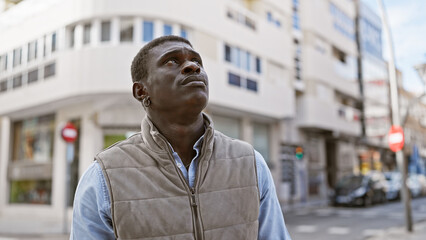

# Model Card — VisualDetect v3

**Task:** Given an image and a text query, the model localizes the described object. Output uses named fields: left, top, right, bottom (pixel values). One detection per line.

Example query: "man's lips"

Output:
left=181, top=75, right=207, bottom=86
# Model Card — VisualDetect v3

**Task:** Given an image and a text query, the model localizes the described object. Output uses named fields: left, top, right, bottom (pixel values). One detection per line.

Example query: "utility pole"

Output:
left=376, top=0, right=413, bottom=232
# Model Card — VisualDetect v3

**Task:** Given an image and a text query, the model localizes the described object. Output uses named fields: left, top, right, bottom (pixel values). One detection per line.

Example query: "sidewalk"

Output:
left=366, top=220, right=426, bottom=240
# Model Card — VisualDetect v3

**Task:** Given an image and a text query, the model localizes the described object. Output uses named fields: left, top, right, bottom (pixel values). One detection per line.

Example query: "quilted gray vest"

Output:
left=97, top=114, right=260, bottom=240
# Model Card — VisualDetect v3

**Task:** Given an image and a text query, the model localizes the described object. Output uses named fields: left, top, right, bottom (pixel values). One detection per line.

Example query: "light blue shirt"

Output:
left=70, top=136, right=291, bottom=240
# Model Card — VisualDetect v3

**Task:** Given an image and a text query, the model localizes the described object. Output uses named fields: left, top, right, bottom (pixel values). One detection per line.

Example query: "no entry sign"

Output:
left=61, top=122, right=77, bottom=143
left=388, top=125, right=404, bottom=152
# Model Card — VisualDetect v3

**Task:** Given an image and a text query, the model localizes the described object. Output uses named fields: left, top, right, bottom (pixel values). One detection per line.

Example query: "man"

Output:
left=71, top=35, right=291, bottom=240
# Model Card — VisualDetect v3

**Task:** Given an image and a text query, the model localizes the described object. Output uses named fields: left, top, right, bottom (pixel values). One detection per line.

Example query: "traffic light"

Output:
left=295, top=146, right=303, bottom=160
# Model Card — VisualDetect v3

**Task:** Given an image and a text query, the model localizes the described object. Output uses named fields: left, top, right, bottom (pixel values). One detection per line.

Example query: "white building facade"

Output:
left=0, top=0, right=295, bottom=223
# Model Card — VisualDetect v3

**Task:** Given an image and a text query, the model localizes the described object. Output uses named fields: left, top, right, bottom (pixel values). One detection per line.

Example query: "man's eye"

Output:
left=192, top=58, right=202, bottom=65
left=166, top=59, right=178, bottom=65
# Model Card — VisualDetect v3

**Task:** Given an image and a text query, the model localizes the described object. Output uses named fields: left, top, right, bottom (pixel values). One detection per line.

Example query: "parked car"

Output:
left=331, top=172, right=388, bottom=207
left=407, top=174, right=423, bottom=198
left=384, top=172, right=401, bottom=201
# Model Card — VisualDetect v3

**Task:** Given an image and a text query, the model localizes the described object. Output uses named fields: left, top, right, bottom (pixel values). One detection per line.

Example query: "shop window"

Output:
left=211, top=115, right=241, bottom=139
left=120, top=18, right=133, bottom=42
left=27, top=40, right=37, bottom=62
left=228, top=72, right=241, bottom=86
left=0, top=79, right=7, bottom=93
left=12, top=74, right=22, bottom=89
left=12, top=114, right=55, bottom=163
left=83, top=23, right=91, bottom=45
left=103, top=131, right=137, bottom=149
left=44, top=62, right=55, bottom=79
left=101, top=21, right=111, bottom=42
left=13, top=48, right=22, bottom=67
left=143, top=21, right=154, bottom=42
left=163, top=24, right=172, bottom=36
left=253, top=122, right=270, bottom=163
left=28, top=69, right=38, bottom=84
left=51, top=32, right=57, bottom=52
left=9, top=180, right=52, bottom=205
left=0, top=54, right=7, bottom=72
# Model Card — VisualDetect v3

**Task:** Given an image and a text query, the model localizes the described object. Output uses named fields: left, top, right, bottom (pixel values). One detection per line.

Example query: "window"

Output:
left=293, top=13, right=300, bottom=30
left=247, top=79, right=257, bottom=92
left=83, top=23, right=91, bottom=45
left=13, top=48, right=22, bottom=67
left=163, top=24, right=172, bottom=36
left=224, top=45, right=231, bottom=62
left=267, top=12, right=273, bottom=22
left=0, top=54, right=7, bottom=72
left=12, top=74, right=22, bottom=89
left=12, top=114, right=55, bottom=162
left=253, top=122, right=270, bottom=163
left=51, top=33, right=57, bottom=52
left=27, top=41, right=37, bottom=62
left=332, top=46, right=346, bottom=63
left=180, top=28, right=188, bottom=39
left=212, top=115, right=241, bottom=139
left=10, top=180, right=52, bottom=205
left=10, top=114, right=55, bottom=205
left=228, top=72, right=241, bottom=86
left=256, top=57, right=261, bottom=73
left=0, top=79, right=7, bottom=93
left=244, top=51, right=251, bottom=71
left=44, top=62, right=55, bottom=79
left=69, top=26, right=75, bottom=47
left=120, top=18, right=133, bottom=42
left=143, top=21, right=154, bottom=42
left=43, top=36, right=47, bottom=57
left=101, top=21, right=111, bottom=42
left=226, top=8, right=256, bottom=30
left=28, top=69, right=38, bottom=84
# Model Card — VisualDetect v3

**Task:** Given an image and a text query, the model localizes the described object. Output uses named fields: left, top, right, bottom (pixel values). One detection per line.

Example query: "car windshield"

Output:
left=337, top=175, right=364, bottom=188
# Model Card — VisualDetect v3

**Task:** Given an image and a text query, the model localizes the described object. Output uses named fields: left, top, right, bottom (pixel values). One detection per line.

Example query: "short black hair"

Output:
left=131, top=35, right=192, bottom=83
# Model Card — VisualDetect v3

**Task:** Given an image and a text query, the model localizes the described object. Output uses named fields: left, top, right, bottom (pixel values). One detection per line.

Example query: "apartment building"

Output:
left=280, top=0, right=361, bottom=203
left=0, top=0, right=295, bottom=223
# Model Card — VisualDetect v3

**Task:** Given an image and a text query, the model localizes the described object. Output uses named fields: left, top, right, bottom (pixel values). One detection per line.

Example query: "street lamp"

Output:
left=376, top=0, right=413, bottom=232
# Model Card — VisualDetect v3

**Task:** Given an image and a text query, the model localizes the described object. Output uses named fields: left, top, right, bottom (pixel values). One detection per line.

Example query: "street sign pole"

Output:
left=61, top=122, right=77, bottom=234
left=64, top=143, right=74, bottom=233
left=377, top=0, right=412, bottom=232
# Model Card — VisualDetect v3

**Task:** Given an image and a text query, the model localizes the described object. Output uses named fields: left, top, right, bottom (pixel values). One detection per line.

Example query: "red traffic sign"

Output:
left=388, top=125, right=404, bottom=152
left=61, top=122, right=77, bottom=143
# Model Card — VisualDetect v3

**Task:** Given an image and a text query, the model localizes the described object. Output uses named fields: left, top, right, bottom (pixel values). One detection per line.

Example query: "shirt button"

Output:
left=177, top=163, right=182, bottom=168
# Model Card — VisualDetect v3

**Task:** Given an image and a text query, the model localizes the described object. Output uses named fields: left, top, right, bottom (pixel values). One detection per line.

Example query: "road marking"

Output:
left=328, top=227, right=350, bottom=235
left=362, top=211, right=378, bottom=218
left=296, top=225, right=318, bottom=233
left=363, top=229, right=385, bottom=237
left=337, top=210, right=353, bottom=217
left=315, top=208, right=333, bottom=217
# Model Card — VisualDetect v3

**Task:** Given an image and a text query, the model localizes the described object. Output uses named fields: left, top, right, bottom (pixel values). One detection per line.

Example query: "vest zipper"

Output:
left=156, top=133, right=209, bottom=240
left=190, top=187, right=203, bottom=240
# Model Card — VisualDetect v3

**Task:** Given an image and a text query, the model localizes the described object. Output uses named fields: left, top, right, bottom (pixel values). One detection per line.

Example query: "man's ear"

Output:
left=132, top=81, right=147, bottom=102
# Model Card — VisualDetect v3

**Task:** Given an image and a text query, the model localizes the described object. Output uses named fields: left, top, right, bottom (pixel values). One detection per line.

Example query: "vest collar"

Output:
left=140, top=113, right=215, bottom=165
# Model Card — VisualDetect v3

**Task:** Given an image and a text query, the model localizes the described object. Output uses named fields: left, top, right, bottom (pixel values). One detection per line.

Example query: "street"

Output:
left=284, top=197, right=426, bottom=240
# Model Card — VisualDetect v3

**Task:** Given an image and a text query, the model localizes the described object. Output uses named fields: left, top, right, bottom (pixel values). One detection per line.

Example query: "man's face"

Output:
left=144, top=41, right=209, bottom=112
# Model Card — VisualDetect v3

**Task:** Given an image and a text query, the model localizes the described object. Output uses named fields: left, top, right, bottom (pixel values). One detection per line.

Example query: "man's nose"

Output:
left=181, top=61, right=201, bottom=74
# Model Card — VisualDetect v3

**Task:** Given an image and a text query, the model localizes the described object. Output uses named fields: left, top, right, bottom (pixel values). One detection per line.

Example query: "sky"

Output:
left=364, top=0, right=426, bottom=94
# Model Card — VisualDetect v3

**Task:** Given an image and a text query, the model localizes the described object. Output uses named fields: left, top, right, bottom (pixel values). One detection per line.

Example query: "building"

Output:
left=0, top=0, right=295, bottom=226
left=280, top=0, right=361, bottom=203
left=355, top=0, right=393, bottom=174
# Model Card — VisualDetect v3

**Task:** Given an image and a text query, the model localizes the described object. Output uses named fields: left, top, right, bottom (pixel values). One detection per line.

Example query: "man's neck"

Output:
left=148, top=111, right=205, bottom=165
